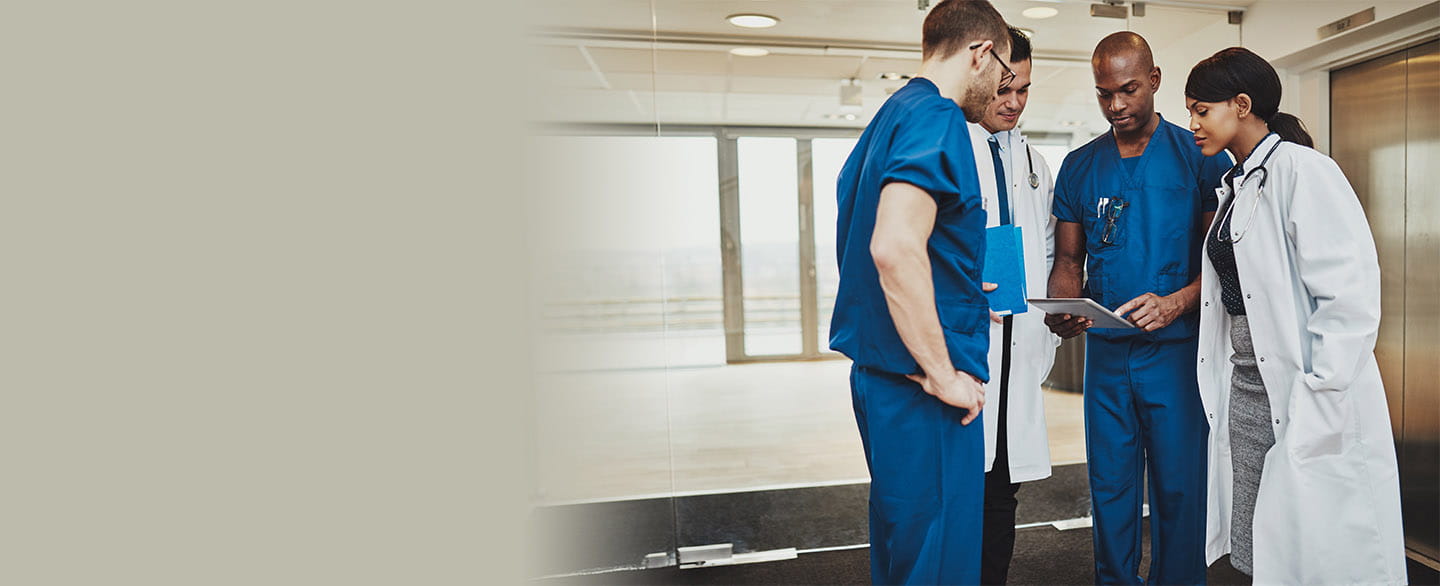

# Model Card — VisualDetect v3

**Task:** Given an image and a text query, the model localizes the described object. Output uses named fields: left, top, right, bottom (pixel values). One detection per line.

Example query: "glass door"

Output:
left=811, top=137, right=860, bottom=353
left=735, top=136, right=805, bottom=358
left=720, top=132, right=859, bottom=363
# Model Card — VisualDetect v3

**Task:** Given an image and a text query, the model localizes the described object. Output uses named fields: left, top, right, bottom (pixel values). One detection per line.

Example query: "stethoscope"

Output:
left=991, top=137, right=1040, bottom=216
left=1024, top=146, right=1039, bottom=189
left=1217, top=133, right=1282, bottom=243
left=996, top=134, right=1041, bottom=190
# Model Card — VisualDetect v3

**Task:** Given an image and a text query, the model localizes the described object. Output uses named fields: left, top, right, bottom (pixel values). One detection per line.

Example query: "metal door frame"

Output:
left=715, top=126, right=861, bottom=363
left=534, top=122, right=862, bottom=363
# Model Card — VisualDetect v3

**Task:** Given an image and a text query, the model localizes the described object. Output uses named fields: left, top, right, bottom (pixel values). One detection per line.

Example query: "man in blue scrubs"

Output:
left=1044, top=32, right=1229, bottom=585
left=829, top=1, right=1012, bottom=583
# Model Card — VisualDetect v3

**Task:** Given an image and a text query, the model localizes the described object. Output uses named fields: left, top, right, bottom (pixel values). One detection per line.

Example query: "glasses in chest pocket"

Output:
left=1098, top=197, right=1128, bottom=248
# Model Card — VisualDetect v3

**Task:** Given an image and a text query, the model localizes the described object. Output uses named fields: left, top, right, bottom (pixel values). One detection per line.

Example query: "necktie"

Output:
left=988, top=137, right=1011, bottom=225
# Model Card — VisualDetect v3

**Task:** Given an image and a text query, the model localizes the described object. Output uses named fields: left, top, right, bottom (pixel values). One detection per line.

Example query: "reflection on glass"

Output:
left=738, top=137, right=802, bottom=356
left=812, top=138, right=858, bottom=351
left=527, top=134, right=722, bottom=508
left=529, top=135, right=722, bottom=372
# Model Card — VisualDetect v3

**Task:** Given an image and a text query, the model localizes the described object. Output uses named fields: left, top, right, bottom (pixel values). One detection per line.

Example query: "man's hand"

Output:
left=983, top=282, right=1003, bottom=324
left=904, top=370, right=986, bottom=424
left=1115, top=292, right=1184, bottom=332
left=1044, top=312, right=1091, bottom=338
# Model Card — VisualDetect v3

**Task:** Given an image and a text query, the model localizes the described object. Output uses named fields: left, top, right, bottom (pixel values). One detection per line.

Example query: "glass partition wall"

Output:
left=525, top=1, right=684, bottom=577
left=528, top=1, right=1242, bottom=578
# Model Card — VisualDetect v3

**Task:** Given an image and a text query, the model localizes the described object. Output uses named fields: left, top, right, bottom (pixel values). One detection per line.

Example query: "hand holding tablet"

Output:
left=1027, top=298, right=1138, bottom=329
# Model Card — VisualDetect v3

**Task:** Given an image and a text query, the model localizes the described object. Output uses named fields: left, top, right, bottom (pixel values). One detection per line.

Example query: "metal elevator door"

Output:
left=1331, top=39, right=1440, bottom=568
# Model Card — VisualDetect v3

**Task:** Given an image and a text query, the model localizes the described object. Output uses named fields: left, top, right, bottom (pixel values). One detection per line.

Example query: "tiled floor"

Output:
left=534, top=358, right=1086, bottom=505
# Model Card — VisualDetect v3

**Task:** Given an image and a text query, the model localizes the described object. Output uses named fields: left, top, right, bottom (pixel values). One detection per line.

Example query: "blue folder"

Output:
left=983, top=225, right=1028, bottom=316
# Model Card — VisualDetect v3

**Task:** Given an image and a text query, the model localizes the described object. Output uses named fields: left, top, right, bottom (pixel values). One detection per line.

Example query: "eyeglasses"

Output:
left=1099, top=198, right=1128, bottom=247
left=969, top=42, right=1016, bottom=91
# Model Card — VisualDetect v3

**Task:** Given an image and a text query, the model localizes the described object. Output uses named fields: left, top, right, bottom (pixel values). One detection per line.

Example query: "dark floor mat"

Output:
left=532, top=462, right=1142, bottom=578
left=530, top=498, right=678, bottom=576
left=535, top=520, right=1257, bottom=585
left=530, top=483, right=870, bottom=576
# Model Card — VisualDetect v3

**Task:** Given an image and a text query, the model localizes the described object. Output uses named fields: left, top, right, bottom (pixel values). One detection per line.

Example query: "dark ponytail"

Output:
left=1266, top=111, right=1313, bottom=147
left=1186, top=47, right=1314, bottom=147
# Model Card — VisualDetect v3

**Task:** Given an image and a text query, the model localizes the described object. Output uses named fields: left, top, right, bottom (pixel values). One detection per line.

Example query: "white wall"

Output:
left=1131, top=9, right=1241, bottom=129
left=1242, top=0, right=1439, bottom=153
left=1243, top=0, right=1432, bottom=61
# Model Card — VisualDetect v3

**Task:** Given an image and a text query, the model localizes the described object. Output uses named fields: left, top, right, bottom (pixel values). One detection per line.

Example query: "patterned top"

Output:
left=1207, top=171, right=1248, bottom=315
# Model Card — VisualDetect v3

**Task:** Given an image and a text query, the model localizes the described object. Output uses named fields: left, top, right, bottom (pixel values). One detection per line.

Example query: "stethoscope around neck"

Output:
left=1217, top=133, right=1282, bottom=243
left=995, top=132, right=1040, bottom=190
left=1024, top=145, right=1039, bottom=189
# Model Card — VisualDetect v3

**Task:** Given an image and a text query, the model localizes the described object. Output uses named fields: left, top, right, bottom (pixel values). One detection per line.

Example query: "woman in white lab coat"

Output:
left=1184, top=47, right=1407, bottom=584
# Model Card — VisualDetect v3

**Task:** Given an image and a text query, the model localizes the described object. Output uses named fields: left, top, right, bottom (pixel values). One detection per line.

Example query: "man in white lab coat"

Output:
left=967, top=26, right=1061, bottom=585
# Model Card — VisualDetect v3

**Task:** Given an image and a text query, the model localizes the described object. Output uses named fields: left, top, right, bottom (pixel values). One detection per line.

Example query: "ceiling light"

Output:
left=727, top=14, right=779, bottom=29
left=730, top=47, right=769, bottom=57
left=1022, top=7, right=1059, bottom=19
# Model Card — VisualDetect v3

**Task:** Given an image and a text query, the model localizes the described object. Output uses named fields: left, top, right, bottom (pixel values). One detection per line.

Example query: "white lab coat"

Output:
left=1196, top=134, right=1407, bottom=585
left=968, top=123, right=1060, bottom=482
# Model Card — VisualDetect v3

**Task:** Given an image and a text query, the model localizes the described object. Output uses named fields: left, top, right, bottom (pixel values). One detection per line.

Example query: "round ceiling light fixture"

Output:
left=730, top=47, right=770, bottom=57
left=1021, top=7, right=1059, bottom=19
left=727, top=14, right=779, bottom=28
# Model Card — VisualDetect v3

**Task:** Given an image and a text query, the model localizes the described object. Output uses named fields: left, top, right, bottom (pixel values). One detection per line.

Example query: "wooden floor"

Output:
left=535, top=359, right=1086, bottom=505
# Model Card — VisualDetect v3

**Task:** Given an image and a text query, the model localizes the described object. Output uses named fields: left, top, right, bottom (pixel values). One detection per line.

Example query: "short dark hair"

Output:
left=1007, top=27, right=1032, bottom=63
left=921, top=0, right=1010, bottom=62
left=1186, top=47, right=1314, bottom=147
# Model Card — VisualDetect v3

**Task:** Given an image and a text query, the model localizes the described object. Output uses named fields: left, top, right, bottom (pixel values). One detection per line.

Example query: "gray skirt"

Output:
left=1228, top=314, right=1275, bottom=576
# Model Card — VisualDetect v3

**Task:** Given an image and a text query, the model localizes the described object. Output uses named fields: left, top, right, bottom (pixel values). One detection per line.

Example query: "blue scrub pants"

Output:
left=1083, top=335, right=1209, bottom=585
left=851, top=365, right=985, bottom=585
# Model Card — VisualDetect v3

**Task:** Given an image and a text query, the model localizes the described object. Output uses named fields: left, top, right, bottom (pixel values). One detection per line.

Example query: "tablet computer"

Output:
left=1026, top=298, right=1137, bottom=329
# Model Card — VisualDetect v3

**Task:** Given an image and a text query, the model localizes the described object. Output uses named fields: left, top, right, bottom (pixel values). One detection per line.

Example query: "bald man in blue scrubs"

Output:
left=1044, top=32, right=1229, bottom=585
left=828, top=1, right=1012, bottom=583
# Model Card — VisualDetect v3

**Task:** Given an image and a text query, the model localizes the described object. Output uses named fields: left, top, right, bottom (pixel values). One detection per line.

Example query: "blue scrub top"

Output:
left=828, top=77, right=990, bottom=381
left=1053, top=114, right=1229, bottom=342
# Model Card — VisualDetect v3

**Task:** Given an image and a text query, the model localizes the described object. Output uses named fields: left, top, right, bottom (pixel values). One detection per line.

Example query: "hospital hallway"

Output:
left=528, top=357, right=1440, bottom=584
left=526, top=0, right=1440, bottom=582
left=530, top=358, right=1084, bottom=575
